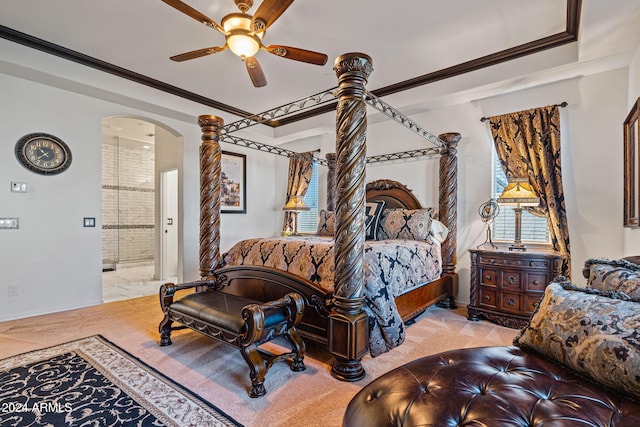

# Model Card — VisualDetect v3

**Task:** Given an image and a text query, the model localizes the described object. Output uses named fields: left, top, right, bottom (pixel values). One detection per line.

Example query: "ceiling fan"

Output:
left=162, top=0, right=328, bottom=87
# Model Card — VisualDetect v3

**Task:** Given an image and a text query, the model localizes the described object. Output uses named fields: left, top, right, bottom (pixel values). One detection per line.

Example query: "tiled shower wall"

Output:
left=102, top=138, right=155, bottom=265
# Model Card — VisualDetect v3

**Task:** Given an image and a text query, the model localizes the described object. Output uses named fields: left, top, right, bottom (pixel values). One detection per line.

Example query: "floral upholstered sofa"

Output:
left=343, top=257, right=640, bottom=427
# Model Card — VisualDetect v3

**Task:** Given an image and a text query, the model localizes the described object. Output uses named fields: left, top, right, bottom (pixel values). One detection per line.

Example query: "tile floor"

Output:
left=102, top=263, right=177, bottom=303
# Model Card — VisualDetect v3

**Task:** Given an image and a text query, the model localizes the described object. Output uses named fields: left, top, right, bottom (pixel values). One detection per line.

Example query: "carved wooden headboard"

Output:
left=365, top=179, right=422, bottom=209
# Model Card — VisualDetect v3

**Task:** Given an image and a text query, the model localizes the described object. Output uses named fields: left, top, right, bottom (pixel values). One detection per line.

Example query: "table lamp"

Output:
left=283, top=195, right=310, bottom=236
left=496, top=178, right=540, bottom=251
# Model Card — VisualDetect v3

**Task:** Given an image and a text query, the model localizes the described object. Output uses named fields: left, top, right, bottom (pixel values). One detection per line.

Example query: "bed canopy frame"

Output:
left=195, top=52, right=459, bottom=381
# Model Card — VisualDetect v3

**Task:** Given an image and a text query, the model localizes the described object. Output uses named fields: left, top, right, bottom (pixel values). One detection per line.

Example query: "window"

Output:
left=297, top=161, right=319, bottom=233
left=492, top=149, right=550, bottom=244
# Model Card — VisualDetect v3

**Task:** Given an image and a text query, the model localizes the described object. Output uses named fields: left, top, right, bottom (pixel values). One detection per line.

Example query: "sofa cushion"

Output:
left=514, top=282, right=640, bottom=400
left=583, top=258, right=640, bottom=299
left=316, top=209, right=334, bottom=236
left=377, top=208, right=433, bottom=241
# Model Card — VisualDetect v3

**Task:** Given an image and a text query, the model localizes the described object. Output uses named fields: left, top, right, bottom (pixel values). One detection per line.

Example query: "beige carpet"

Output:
left=0, top=296, right=517, bottom=427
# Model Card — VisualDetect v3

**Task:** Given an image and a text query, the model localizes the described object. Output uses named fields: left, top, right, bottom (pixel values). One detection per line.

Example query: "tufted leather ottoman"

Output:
left=343, top=346, right=640, bottom=426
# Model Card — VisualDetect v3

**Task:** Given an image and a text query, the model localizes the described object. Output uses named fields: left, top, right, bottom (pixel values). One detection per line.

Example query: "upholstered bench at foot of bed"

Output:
left=343, top=346, right=640, bottom=427
left=159, top=283, right=306, bottom=398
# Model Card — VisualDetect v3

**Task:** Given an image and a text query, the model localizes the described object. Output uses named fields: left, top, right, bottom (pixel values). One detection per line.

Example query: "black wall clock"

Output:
left=15, top=132, right=72, bottom=175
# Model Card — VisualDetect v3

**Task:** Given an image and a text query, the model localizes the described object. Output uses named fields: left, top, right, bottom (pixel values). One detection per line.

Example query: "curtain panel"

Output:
left=283, top=151, right=315, bottom=232
left=488, top=105, right=571, bottom=276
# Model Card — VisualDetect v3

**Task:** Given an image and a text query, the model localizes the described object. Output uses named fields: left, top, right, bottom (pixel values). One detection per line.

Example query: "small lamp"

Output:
left=496, top=178, right=540, bottom=251
left=283, top=195, right=310, bottom=236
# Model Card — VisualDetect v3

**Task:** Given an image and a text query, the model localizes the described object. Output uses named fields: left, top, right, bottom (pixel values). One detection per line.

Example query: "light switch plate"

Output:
left=11, top=181, right=27, bottom=193
left=0, top=218, right=19, bottom=229
left=83, top=217, right=96, bottom=227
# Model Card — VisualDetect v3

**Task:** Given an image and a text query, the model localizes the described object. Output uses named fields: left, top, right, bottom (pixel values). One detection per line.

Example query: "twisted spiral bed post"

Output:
left=438, top=132, right=460, bottom=275
left=198, top=115, right=224, bottom=280
left=329, top=52, right=373, bottom=382
left=326, top=152, right=336, bottom=211
left=437, top=132, right=460, bottom=308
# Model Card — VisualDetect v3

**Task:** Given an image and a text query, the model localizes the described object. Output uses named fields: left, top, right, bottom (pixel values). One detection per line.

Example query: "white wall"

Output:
left=625, top=43, right=640, bottom=255
left=219, top=146, right=283, bottom=252
left=1, top=73, right=104, bottom=320
left=0, top=72, right=280, bottom=321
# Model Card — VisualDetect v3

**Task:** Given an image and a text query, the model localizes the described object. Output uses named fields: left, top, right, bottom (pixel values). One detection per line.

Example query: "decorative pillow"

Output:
left=428, top=218, right=449, bottom=244
left=316, top=210, right=334, bottom=236
left=514, top=282, right=640, bottom=399
left=365, top=201, right=385, bottom=240
left=377, top=208, right=434, bottom=241
left=583, top=258, right=640, bottom=299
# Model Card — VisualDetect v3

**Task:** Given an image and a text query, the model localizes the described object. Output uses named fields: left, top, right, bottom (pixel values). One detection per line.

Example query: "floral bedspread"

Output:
left=222, top=235, right=442, bottom=356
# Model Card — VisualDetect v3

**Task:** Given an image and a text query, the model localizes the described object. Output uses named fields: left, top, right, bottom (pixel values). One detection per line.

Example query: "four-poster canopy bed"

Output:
left=159, top=52, right=460, bottom=382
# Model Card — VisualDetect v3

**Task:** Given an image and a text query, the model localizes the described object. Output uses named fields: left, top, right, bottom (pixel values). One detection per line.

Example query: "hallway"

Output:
left=102, top=263, right=176, bottom=303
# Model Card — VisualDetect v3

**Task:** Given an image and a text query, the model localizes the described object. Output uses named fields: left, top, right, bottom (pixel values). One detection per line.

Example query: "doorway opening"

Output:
left=101, top=116, right=181, bottom=302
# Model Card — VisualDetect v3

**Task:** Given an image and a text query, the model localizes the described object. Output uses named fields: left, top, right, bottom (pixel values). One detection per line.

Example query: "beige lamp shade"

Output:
left=283, top=195, right=310, bottom=211
left=496, top=178, right=540, bottom=207
left=496, top=177, right=540, bottom=251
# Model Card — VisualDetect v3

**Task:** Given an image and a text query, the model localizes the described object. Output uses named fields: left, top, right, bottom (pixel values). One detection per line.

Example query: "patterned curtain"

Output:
left=488, top=104, right=571, bottom=277
left=282, top=151, right=315, bottom=232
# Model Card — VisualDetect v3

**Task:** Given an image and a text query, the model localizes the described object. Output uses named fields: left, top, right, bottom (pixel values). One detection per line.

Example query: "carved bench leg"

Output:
left=287, top=327, right=306, bottom=372
left=240, top=344, right=268, bottom=398
left=159, top=314, right=173, bottom=346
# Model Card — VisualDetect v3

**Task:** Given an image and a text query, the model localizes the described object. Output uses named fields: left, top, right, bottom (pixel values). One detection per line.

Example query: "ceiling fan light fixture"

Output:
left=164, top=0, right=327, bottom=87
left=222, top=13, right=252, bottom=32
left=227, top=32, right=261, bottom=57
left=222, top=13, right=263, bottom=58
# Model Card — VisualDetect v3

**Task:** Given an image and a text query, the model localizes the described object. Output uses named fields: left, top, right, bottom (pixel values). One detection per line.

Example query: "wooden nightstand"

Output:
left=468, top=248, right=564, bottom=329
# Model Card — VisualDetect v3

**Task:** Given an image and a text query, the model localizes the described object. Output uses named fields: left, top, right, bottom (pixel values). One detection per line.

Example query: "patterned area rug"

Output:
left=0, top=335, right=243, bottom=427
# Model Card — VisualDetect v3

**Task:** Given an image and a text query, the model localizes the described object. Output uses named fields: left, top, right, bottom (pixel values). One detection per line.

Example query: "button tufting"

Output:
left=366, top=389, right=382, bottom=402
left=343, top=346, right=640, bottom=427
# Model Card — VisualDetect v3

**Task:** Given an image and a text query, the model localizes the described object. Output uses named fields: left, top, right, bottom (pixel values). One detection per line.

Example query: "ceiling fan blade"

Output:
left=170, top=46, right=226, bottom=62
left=251, top=0, right=294, bottom=32
left=245, top=56, right=267, bottom=87
left=161, top=0, right=224, bottom=33
left=264, top=45, right=328, bottom=65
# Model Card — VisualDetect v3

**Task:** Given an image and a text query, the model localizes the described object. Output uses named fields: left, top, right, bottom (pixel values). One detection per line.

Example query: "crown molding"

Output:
left=0, top=0, right=581, bottom=129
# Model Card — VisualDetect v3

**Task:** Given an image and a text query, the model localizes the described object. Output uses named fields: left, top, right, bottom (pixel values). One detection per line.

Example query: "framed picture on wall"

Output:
left=624, top=97, right=640, bottom=227
left=221, top=151, right=246, bottom=214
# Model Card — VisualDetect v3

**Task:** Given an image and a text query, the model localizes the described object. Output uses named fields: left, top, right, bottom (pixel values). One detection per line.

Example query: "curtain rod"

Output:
left=480, top=102, right=568, bottom=122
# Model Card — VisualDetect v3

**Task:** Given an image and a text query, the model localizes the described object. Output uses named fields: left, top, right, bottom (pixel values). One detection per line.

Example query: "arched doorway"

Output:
left=101, top=116, right=182, bottom=302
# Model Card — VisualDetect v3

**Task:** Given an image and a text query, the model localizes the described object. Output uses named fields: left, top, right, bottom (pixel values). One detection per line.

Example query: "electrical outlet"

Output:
left=8, top=285, right=19, bottom=297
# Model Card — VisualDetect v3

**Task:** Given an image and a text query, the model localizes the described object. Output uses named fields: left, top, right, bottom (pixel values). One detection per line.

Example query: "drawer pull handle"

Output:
left=533, top=280, right=540, bottom=285
left=484, top=295, right=491, bottom=301
left=507, top=277, right=517, bottom=285
left=485, top=275, right=491, bottom=281
left=507, top=297, right=517, bottom=306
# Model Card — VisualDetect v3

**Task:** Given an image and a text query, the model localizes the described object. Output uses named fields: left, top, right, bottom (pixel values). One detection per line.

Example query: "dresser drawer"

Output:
left=478, top=268, right=498, bottom=286
left=501, top=270, right=522, bottom=290
left=499, top=291, right=522, bottom=314
left=477, top=254, right=553, bottom=271
left=524, top=293, right=544, bottom=314
left=479, top=286, right=497, bottom=309
left=525, top=272, right=548, bottom=292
